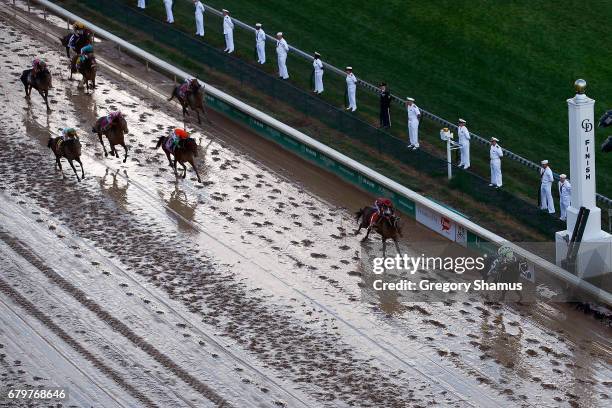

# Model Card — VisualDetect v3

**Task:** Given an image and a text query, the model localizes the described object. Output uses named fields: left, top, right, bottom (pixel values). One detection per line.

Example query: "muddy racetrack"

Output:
left=0, top=2, right=610, bottom=407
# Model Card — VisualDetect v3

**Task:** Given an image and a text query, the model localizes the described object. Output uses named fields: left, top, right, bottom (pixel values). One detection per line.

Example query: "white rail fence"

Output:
left=20, top=0, right=612, bottom=306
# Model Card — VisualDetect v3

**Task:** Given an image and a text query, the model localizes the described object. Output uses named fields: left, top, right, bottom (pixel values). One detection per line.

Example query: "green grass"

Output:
left=136, top=0, right=612, bottom=199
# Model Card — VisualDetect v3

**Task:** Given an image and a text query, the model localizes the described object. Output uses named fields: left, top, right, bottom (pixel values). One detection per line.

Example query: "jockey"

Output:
left=31, top=58, right=47, bottom=75
left=68, top=22, right=86, bottom=50
left=76, top=44, right=94, bottom=70
left=179, top=78, right=199, bottom=99
left=497, top=246, right=516, bottom=263
left=59, top=127, right=78, bottom=141
left=369, top=197, right=394, bottom=229
left=170, top=128, right=189, bottom=149
left=101, top=111, right=122, bottom=132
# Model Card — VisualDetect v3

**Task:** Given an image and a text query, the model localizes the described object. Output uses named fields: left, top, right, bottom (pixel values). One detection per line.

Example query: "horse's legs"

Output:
left=202, top=106, right=212, bottom=124
left=354, top=224, right=362, bottom=235
left=98, top=133, right=108, bottom=157
left=196, top=109, right=201, bottom=124
left=164, top=151, right=173, bottom=167
left=173, top=157, right=179, bottom=177
left=76, top=158, right=85, bottom=179
left=189, top=159, right=202, bottom=183
left=180, top=161, right=187, bottom=178
left=382, top=239, right=387, bottom=258
left=394, top=239, right=401, bottom=254
left=68, top=159, right=80, bottom=182
left=361, top=227, right=371, bottom=242
left=55, top=156, right=62, bottom=172
left=41, top=89, right=51, bottom=112
left=121, top=143, right=128, bottom=163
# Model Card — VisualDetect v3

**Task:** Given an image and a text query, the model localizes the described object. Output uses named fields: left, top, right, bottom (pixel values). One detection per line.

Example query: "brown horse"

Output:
left=155, top=136, right=202, bottom=183
left=355, top=206, right=402, bottom=256
left=47, top=137, right=85, bottom=181
left=92, top=113, right=129, bottom=162
left=70, top=55, right=96, bottom=92
left=168, top=81, right=211, bottom=124
left=20, top=69, right=52, bottom=112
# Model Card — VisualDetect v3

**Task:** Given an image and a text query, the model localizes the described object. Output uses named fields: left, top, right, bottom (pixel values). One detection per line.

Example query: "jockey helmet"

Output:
left=497, top=246, right=515, bottom=261
left=74, top=22, right=85, bottom=29
left=382, top=198, right=393, bottom=207
left=63, top=127, right=77, bottom=137
left=174, top=128, right=189, bottom=139
left=81, top=44, right=94, bottom=54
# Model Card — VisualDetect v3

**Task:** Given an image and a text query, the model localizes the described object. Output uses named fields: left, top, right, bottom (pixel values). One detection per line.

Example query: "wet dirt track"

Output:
left=0, top=2, right=611, bottom=407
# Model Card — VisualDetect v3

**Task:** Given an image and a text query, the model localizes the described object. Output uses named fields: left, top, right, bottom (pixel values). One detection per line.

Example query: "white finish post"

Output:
left=556, top=80, right=612, bottom=278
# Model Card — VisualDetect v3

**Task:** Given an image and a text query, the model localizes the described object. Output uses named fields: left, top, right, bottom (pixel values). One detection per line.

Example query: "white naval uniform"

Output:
left=540, top=166, right=555, bottom=213
left=457, top=125, right=471, bottom=169
left=163, top=0, right=174, bottom=23
left=489, top=144, right=503, bottom=187
left=223, top=15, right=234, bottom=53
left=194, top=1, right=205, bottom=36
left=406, top=104, right=421, bottom=147
left=276, top=38, right=289, bottom=79
left=255, top=29, right=266, bottom=64
left=346, top=73, right=357, bottom=111
left=137, top=0, right=145, bottom=9
left=559, top=179, right=572, bottom=220
left=313, top=59, right=324, bottom=93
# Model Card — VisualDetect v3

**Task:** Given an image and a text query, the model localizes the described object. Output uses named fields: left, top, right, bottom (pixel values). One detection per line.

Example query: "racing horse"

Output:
left=155, top=135, right=202, bottom=183
left=92, top=113, right=129, bottom=162
left=20, top=68, right=52, bottom=112
left=355, top=206, right=402, bottom=257
left=47, top=137, right=85, bottom=182
left=60, top=30, right=93, bottom=59
left=168, top=80, right=211, bottom=124
left=70, top=54, right=97, bottom=92
left=480, top=251, right=524, bottom=302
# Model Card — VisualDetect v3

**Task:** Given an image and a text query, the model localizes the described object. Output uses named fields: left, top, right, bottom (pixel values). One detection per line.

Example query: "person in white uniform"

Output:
left=194, top=1, right=205, bottom=37
left=489, top=137, right=503, bottom=188
left=539, top=160, right=555, bottom=214
left=137, top=0, right=145, bottom=9
left=222, top=9, right=234, bottom=53
left=457, top=118, right=470, bottom=169
left=255, top=23, right=266, bottom=64
left=276, top=32, right=289, bottom=79
left=558, top=174, right=571, bottom=221
left=163, top=0, right=174, bottom=24
left=405, top=97, right=421, bottom=149
left=312, top=52, right=324, bottom=94
left=345, top=67, right=357, bottom=111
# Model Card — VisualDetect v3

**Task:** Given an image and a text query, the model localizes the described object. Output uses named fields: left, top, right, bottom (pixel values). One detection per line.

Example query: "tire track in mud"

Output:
left=0, top=231, right=232, bottom=408
left=0, top=276, right=158, bottom=408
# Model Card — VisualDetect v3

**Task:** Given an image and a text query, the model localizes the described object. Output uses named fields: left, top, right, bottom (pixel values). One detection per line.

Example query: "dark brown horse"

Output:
left=70, top=55, right=96, bottom=92
left=60, top=31, right=93, bottom=59
left=155, top=136, right=202, bottom=183
left=355, top=206, right=402, bottom=256
left=47, top=137, right=85, bottom=181
left=20, top=69, right=52, bottom=112
left=168, top=81, right=211, bottom=124
left=92, top=113, right=129, bottom=162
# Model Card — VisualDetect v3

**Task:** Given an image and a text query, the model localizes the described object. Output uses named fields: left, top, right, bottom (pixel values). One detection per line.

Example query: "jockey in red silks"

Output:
left=31, top=58, right=46, bottom=75
left=101, top=111, right=123, bottom=132
left=171, top=128, right=189, bottom=149
left=369, top=197, right=394, bottom=230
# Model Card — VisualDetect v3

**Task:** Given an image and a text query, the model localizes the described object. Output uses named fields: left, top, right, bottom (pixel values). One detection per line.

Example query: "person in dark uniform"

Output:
left=379, top=82, right=392, bottom=128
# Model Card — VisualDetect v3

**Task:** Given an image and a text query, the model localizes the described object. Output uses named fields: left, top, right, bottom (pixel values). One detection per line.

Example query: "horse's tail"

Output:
left=47, top=137, right=54, bottom=149
left=355, top=208, right=364, bottom=222
left=155, top=136, right=165, bottom=149
left=20, top=70, right=30, bottom=86
left=168, top=87, right=177, bottom=102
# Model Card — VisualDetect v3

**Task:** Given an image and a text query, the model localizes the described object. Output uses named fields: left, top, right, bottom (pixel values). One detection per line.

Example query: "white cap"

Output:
left=277, top=32, right=283, bottom=36
left=255, top=23, right=262, bottom=27
left=222, top=8, right=229, bottom=13
left=458, top=118, right=466, bottom=124
left=541, top=159, right=549, bottom=165
left=346, top=66, right=352, bottom=70
left=491, top=137, right=499, bottom=142
left=314, top=51, right=320, bottom=57
left=406, top=97, right=415, bottom=102
left=560, top=173, right=567, bottom=178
